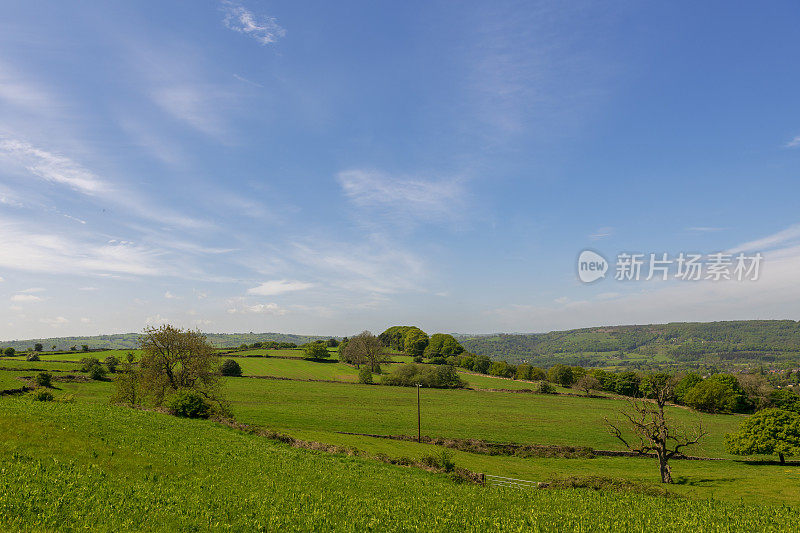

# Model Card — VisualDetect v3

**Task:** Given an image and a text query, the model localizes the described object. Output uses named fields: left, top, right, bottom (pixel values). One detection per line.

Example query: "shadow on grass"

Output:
left=673, top=476, right=738, bottom=487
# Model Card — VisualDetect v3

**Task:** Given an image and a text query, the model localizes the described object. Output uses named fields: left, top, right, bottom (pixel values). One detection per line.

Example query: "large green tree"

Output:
left=403, top=328, right=429, bottom=358
left=726, top=408, right=800, bottom=465
left=424, top=333, right=464, bottom=358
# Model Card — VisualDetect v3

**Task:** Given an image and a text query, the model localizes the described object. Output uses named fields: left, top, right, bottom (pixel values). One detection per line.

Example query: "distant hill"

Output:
left=0, top=332, right=333, bottom=352
left=457, top=320, right=800, bottom=368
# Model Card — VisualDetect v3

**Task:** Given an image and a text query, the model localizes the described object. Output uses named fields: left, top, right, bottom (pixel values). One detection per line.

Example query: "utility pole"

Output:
left=416, top=383, right=421, bottom=443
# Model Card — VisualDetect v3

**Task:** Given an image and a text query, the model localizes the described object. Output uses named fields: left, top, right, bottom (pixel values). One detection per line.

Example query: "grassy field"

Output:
left=1, top=398, right=798, bottom=531
left=3, top=354, right=798, bottom=512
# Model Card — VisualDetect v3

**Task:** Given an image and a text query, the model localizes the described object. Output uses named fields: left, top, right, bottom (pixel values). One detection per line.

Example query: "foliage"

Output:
left=576, top=374, right=601, bottom=395
left=302, top=343, right=330, bottom=360
left=684, top=375, right=748, bottom=413
left=535, top=380, right=556, bottom=394
left=358, top=366, right=373, bottom=384
left=769, top=389, right=800, bottom=412
left=30, top=389, right=54, bottom=401
left=381, top=363, right=466, bottom=389
left=35, top=372, right=52, bottom=388
left=220, top=359, right=243, bottom=377
left=424, top=334, right=464, bottom=358
left=166, top=390, right=212, bottom=419
left=488, top=361, right=514, bottom=378
left=548, top=364, right=575, bottom=387
left=674, top=373, right=703, bottom=403
left=26, top=353, right=40, bottom=362
left=34, top=343, right=43, bottom=352
left=341, top=331, right=385, bottom=372
left=403, top=328, right=429, bottom=358
left=3, top=347, right=15, bottom=356
left=89, top=364, right=107, bottom=381
left=136, top=325, right=221, bottom=406
left=614, top=371, right=641, bottom=397
left=726, top=408, right=800, bottom=464
left=104, top=356, right=119, bottom=373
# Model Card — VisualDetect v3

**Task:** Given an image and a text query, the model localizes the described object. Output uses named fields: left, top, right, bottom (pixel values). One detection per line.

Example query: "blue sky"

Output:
left=1, top=1, right=799, bottom=339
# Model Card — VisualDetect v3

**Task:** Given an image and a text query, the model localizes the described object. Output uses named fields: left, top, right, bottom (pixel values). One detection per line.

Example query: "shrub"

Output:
left=3, top=347, right=15, bottom=357
left=221, top=359, right=243, bottom=377
left=412, top=355, right=423, bottom=363
left=303, top=343, right=330, bottom=360
left=80, top=357, right=101, bottom=372
left=535, top=381, right=556, bottom=394
left=104, top=356, right=119, bottom=373
left=382, top=363, right=466, bottom=389
left=167, top=390, right=211, bottom=419
left=89, top=364, right=107, bottom=380
left=26, top=353, right=40, bottom=362
left=685, top=374, right=748, bottom=413
left=439, top=449, right=455, bottom=472
left=35, top=372, right=52, bottom=388
left=358, top=366, right=373, bottom=384
left=31, top=389, right=54, bottom=402
left=430, top=356, right=447, bottom=365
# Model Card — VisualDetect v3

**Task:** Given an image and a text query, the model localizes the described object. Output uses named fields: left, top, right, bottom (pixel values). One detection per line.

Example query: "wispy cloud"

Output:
left=0, top=137, right=108, bottom=195
left=40, top=316, right=68, bottom=326
left=221, top=1, right=286, bottom=45
left=11, top=294, right=42, bottom=302
left=150, top=85, right=231, bottom=139
left=227, top=301, right=286, bottom=315
left=247, top=279, right=314, bottom=296
left=337, top=169, right=466, bottom=228
left=786, top=135, right=800, bottom=148
left=687, top=226, right=725, bottom=233
left=589, top=226, right=613, bottom=240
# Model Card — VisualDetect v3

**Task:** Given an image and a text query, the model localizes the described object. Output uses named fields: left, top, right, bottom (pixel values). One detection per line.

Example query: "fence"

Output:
left=483, top=474, right=540, bottom=489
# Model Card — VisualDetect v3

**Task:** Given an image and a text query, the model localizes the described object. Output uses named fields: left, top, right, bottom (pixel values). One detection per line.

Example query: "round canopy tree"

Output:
left=726, top=408, right=800, bottom=465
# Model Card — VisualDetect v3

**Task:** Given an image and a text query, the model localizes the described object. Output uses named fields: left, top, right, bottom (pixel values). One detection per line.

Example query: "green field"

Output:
left=2, top=352, right=799, bottom=527
left=1, top=398, right=798, bottom=531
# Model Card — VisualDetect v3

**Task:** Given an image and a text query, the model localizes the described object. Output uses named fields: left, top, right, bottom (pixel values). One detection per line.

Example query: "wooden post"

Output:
left=417, top=383, right=421, bottom=443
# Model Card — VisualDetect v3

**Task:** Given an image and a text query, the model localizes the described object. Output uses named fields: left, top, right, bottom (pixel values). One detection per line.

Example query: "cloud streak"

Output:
left=247, top=279, right=314, bottom=296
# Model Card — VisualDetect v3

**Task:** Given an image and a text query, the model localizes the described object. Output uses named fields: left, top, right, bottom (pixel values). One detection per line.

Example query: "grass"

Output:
left=1, top=398, right=798, bottom=531
left=231, top=356, right=361, bottom=381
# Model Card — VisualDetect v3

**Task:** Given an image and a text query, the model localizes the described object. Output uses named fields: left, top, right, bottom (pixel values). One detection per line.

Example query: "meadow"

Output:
left=1, top=398, right=799, bottom=531
left=1, top=348, right=798, bottom=523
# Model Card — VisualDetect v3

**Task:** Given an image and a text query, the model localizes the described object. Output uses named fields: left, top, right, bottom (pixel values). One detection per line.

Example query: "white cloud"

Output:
left=11, top=294, right=42, bottom=302
left=164, top=291, right=177, bottom=299
left=150, top=85, right=231, bottom=138
left=80, top=317, right=91, bottom=324
left=20, top=287, right=45, bottom=293
left=79, top=286, right=98, bottom=291
left=247, top=279, right=314, bottom=296
left=227, top=302, right=286, bottom=315
left=0, top=137, right=108, bottom=195
left=785, top=135, right=800, bottom=148
left=40, top=316, right=68, bottom=326
left=221, top=1, right=286, bottom=45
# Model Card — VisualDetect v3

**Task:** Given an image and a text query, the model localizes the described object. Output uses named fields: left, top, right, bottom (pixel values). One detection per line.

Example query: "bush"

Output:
left=167, top=390, right=211, bottom=419
left=3, top=347, right=15, bottom=357
left=382, top=363, right=466, bottom=389
left=684, top=374, right=748, bottom=413
left=80, top=357, right=101, bottom=372
left=89, top=364, right=107, bottom=380
left=303, top=343, right=330, bottom=360
left=412, top=355, right=423, bottom=363
left=35, top=372, right=52, bottom=388
left=30, top=389, right=54, bottom=402
left=358, top=366, right=373, bottom=384
left=535, top=381, right=556, bottom=394
left=26, top=353, right=40, bottom=362
left=439, top=449, right=455, bottom=472
left=221, top=359, right=243, bottom=377
left=104, top=356, right=119, bottom=373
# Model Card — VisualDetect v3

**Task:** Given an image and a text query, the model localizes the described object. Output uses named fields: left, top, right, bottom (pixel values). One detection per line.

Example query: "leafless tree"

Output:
left=341, top=331, right=386, bottom=372
left=605, top=376, right=707, bottom=483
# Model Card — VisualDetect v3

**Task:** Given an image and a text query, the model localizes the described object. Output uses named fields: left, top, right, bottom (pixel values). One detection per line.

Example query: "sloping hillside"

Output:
left=458, top=320, right=800, bottom=367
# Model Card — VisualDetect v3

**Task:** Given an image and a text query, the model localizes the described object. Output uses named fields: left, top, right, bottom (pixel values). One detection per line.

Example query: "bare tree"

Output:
left=605, top=376, right=707, bottom=483
left=341, top=331, right=386, bottom=372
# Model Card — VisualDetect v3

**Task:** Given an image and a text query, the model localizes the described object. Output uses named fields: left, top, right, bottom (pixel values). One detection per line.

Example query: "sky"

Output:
left=1, top=0, right=799, bottom=340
